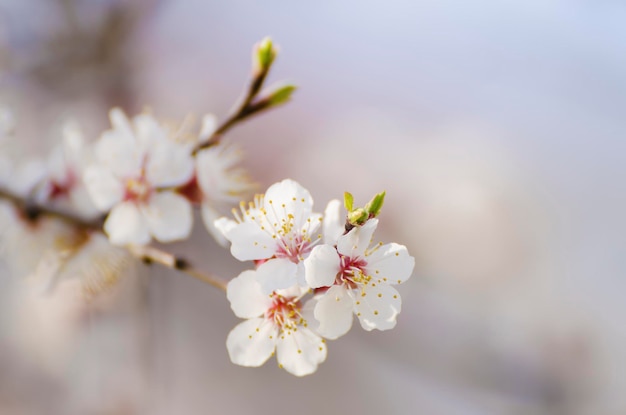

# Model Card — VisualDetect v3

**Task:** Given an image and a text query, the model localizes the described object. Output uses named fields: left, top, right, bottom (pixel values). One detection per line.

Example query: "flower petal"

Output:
left=104, top=202, right=150, bottom=246
left=366, top=242, right=415, bottom=285
left=304, top=244, right=340, bottom=288
left=226, top=318, right=278, bottom=368
left=263, top=179, right=314, bottom=227
left=83, top=165, right=124, bottom=211
left=337, top=218, right=378, bottom=258
left=227, top=270, right=273, bottom=319
left=313, top=285, right=353, bottom=339
left=323, top=199, right=343, bottom=245
left=145, top=137, right=194, bottom=187
left=109, top=108, right=135, bottom=141
left=10, top=158, right=47, bottom=196
left=276, top=328, right=327, bottom=376
left=213, top=216, right=237, bottom=240
left=354, top=283, right=402, bottom=331
left=198, top=114, right=217, bottom=143
left=225, top=221, right=276, bottom=261
left=141, top=192, right=192, bottom=243
left=133, top=113, right=168, bottom=147
left=256, top=258, right=298, bottom=294
left=94, top=129, right=142, bottom=178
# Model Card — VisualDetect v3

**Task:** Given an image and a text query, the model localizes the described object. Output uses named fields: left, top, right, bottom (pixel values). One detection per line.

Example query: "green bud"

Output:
left=267, top=84, right=296, bottom=106
left=364, top=191, right=385, bottom=218
left=254, top=37, right=277, bottom=74
left=348, top=208, right=368, bottom=226
left=344, top=192, right=354, bottom=212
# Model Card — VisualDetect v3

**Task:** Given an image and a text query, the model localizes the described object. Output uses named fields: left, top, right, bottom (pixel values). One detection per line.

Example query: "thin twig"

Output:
left=127, top=244, right=227, bottom=292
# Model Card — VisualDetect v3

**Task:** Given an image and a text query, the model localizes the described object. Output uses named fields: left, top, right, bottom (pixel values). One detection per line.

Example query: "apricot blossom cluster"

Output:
left=0, top=37, right=415, bottom=377
left=217, top=180, right=415, bottom=375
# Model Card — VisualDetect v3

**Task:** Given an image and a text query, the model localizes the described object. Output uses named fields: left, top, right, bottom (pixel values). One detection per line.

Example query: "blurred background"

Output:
left=0, top=0, right=625, bottom=414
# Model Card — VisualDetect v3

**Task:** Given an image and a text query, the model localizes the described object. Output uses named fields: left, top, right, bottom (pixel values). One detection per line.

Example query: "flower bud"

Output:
left=253, top=37, right=277, bottom=75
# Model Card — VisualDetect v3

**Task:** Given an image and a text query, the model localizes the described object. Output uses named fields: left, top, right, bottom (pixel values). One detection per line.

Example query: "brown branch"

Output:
left=127, top=244, right=227, bottom=292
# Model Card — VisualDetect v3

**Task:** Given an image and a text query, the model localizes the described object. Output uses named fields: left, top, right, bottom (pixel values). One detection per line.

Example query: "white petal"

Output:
left=61, top=120, right=88, bottom=168
left=323, top=199, right=344, bottom=245
left=227, top=270, right=273, bottom=319
left=354, top=283, right=402, bottom=331
left=276, top=328, right=327, bottom=376
left=313, top=285, right=353, bottom=339
left=226, top=318, right=278, bottom=368
left=256, top=258, right=298, bottom=294
left=337, top=218, right=378, bottom=258
left=226, top=221, right=276, bottom=261
left=199, top=114, right=218, bottom=142
left=145, top=136, right=194, bottom=187
left=366, top=243, right=415, bottom=285
left=304, top=244, right=340, bottom=288
left=201, top=204, right=228, bottom=246
left=300, top=298, right=319, bottom=333
left=213, top=217, right=238, bottom=240
left=83, top=165, right=124, bottom=211
left=133, top=113, right=168, bottom=147
left=68, top=186, right=100, bottom=219
left=141, top=192, right=192, bottom=243
left=46, top=145, right=66, bottom=183
left=10, top=158, right=47, bottom=196
left=263, top=179, right=314, bottom=226
left=109, top=108, right=135, bottom=139
left=104, top=202, right=151, bottom=246
left=95, top=129, right=143, bottom=178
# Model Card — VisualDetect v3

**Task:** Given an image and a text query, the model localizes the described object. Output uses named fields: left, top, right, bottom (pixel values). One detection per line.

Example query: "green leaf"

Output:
left=364, top=191, right=386, bottom=218
left=344, top=192, right=354, bottom=212
left=268, top=84, right=296, bottom=106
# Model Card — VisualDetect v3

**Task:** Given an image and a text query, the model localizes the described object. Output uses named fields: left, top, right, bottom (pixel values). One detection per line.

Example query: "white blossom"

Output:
left=215, top=179, right=323, bottom=293
left=304, top=218, right=415, bottom=339
left=194, top=141, right=253, bottom=246
left=226, top=269, right=327, bottom=376
left=84, top=109, right=194, bottom=246
left=39, top=121, right=99, bottom=218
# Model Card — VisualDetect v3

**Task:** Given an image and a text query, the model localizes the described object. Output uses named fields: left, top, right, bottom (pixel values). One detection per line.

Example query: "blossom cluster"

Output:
left=0, top=108, right=251, bottom=291
left=1, top=108, right=251, bottom=243
left=0, top=38, right=415, bottom=377
left=216, top=179, right=415, bottom=376
left=0, top=106, right=414, bottom=378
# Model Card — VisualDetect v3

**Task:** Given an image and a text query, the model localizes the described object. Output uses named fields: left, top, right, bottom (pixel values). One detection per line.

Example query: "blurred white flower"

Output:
left=304, top=218, right=414, bottom=339
left=226, top=269, right=327, bottom=377
left=215, top=179, right=323, bottom=293
left=194, top=142, right=254, bottom=246
left=0, top=157, right=47, bottom=197
left=39, top=121, right=99, bottom=218
left=84, top=108, right=194, bottom=245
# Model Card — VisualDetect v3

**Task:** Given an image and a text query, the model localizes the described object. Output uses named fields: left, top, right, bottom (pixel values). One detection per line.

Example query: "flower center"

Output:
left=275, top=233, right=313, bottom=264
left=48, top=169, right=77, bottom=200
left=124, top=176, right=152, bottom=203
left=176, top=174, right=204, bottom=204
left=266, top=294, right=305, bottom=332
left=336, top=254, right=369, bottom=289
